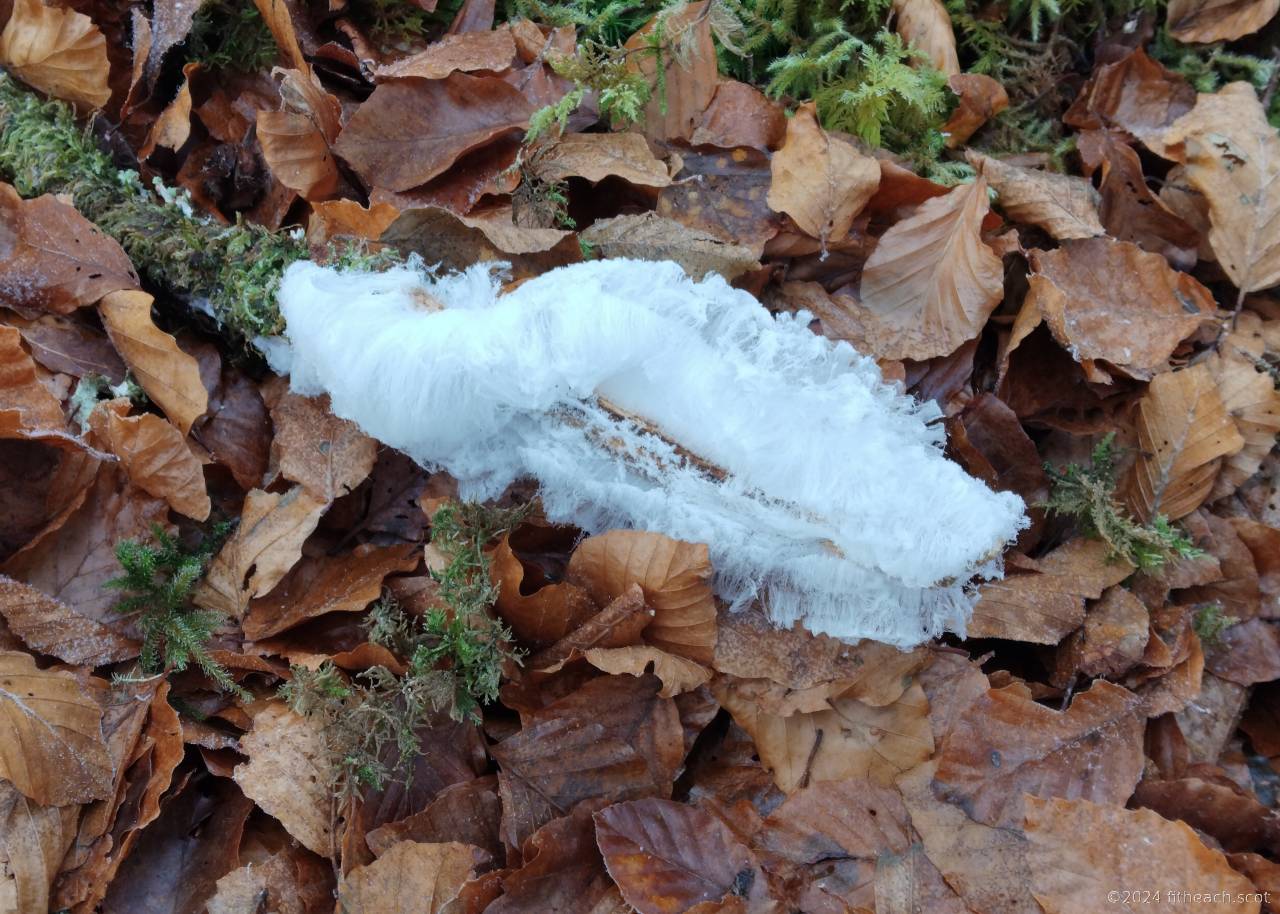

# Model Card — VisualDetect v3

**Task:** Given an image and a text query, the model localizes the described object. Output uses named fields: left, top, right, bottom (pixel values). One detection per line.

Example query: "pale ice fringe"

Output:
left=274, top=257, right=1029, bottom=649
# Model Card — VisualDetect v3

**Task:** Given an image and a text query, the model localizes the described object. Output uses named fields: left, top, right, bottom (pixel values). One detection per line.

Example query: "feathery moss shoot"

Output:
left=1044, top=433, right=1202, bottom=572
left=0, top=72, right=393, bottom=342
left=281, top=502, right=526, bottom=798
left=1193, top=603, right=1238, bottom=646
left=107, top=522, right=246, bottom=698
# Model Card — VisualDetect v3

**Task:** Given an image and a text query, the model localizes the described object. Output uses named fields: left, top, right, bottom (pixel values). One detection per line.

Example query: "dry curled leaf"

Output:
left=1166, top=0, right=1280, bottom=43
left=373, top=27, right=517, bottom=80
left=268, top=389, right=377, bottom=501
left=891, top=0, right=961, bottom=77
left=624, top=2, right=718, bottom=142
left=856, top=177, right=1004, bottom=360
left=0, top=574, right=138, bottom=666
left=0, top=650, right=111, bottom=806
left=583, top=646, right=711, bottom=698
left=0, top=0, right=110, bottom=109
left=1206, top=315, right=1280, bottom=501
left=566, top=530, right=717, bottom=664
left=968, top=152, right=1103, bottom=240
left=595, top=798, right=758, bottom=914
left=934, top=680, right=1145, bottom=829
left=766, top=102, right=879, bottom=245
left=1024, top=796, right=1259, bottom=914
left=97, top=408, right=210, bottom=521
left=98, top=290, right=208, bottom=436
left=1163, top=82, right=1280, bottom=297
left=944, top=74, right=1009, bottom=148
left=338, top=840, right=485, bottom=914
left=1124, top=363, right=1245, bottom=522
left=533, top=132, right=672, bottom=187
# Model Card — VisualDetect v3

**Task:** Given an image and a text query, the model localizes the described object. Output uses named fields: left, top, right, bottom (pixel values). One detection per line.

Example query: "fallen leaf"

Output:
left=577, top=212, right=761, bottom=281
left=232, top=701, right=333, bottom=857
left=1066, top=48, right=1195, bottom=158
left=1164, top=82, right=1280, bottom=297
left=1055, top=584, right=1149, bottom=681
left=492, top=533, right=604, bottom=647
left=968, top=538, right=1133, bottom=643
left=1024, top=796, right=1259, bottom=914
left=533, top=132, right=672, bottom=187
left=0, top=782, right=78, bottom=914
left=365, top=776, right=502, bottom=860
left=18, top=314, right=126, bottom=383
left=567, top=530, right=717, bottom=664
left=0, top=325, right=66, bottom=431
left=0, top=650, right=111, bottom=805
left=944, top=74, right=1009, bottom=147
left=689, top=80, right=785, bottom=151
left=268, top=389, right=378, bottom=501
left=1012, top=238, right=1214, bottom=381
left=716, top=680, right=933, bottom=792
left=490, top=673, right=684, bottom=850
left=98, top=290, right=208, bottom=436
left=583, top=646, right=711, bottom=697
left=658, top=149, right=779, bottom=246
left=897, top=761, right=1041, bottom=914
left=0, top=0, right=110, bottom=109
left=526, top=585, right=655, bottom=671
left=334, top=72, right=533, bottom=193
left=766, top=102, right=879, bottom=245
left=207, top=846, right=332, bottom=914
left=194, top=365, right=270, bottom=492
left=1124, top=363, right=1245, bottom=521
left=1206, top=618, right=1280, bottom=685
left=1166, top=0, right=1280, bottom=43
left=595, top=798, right=757, bottom=914
left=257, top=67, right=343, bottom=202
left=381, top=204, right=577, bottom=276
left=856, top=177, right=1003, bottom=360
left=194, top=486, right=328, bottom=619
left=374, top=27, right=517, bottom=80
left=310, top=199, right=402, bottom=243
left=968, top=152, right=1103, bottom=239
left=933, top=679, right=1144, bottom=828
left=892, top=0, right=961, bottom=76
left=0, top=186, right=138, bottom=314
left=1133, top=775, right=1280, bottom=854
left=0, top=574, right=138, bottom=665
left=1207, top=315, right=1280, bottom=501
left=624, top=2, right=719, bottom=141
left=96, top=408, right=210, bottom=521
left=338, top=840, right=485, bottom=914
left=243, top=543, right=419, bottom=640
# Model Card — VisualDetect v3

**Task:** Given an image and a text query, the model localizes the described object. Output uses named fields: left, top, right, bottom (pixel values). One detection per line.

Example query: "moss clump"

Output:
left=1043, top=433, right=1203, bottom=572
left=1192, top=602, right=1238, bottom=645
left=186, top=0, right=280, bottom=74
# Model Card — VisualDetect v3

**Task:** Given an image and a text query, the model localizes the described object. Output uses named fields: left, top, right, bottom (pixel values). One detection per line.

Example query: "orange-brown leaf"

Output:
left=969, top=152, right=1103, bottom=240
left=1166, top=0, right=1280, bottom=43
left=267, top=389, right=377, bottom=501
left=0, top=574, right=138, bottom=665
left=891, top=0, right=960, bottom=76
left=0, top=0, right=110, bottom=109
left=338, top=840, right=485, bottom=914
left=98, top=409, right=210, bottom=521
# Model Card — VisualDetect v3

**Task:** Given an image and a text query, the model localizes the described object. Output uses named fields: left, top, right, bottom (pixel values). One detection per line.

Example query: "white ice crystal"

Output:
left=275, top=257, right=1027, bottom=648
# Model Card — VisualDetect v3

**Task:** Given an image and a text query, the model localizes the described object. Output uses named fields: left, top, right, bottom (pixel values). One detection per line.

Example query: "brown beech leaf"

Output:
left=490, top=674, right=684, bottom=850
left=492, top=534, right=604, bottom=647
left=338, top=840, right=484, bottom=914
left=856, top=177, right=1002, bottom=360
left=624, top=2, right=718, bottom=142
left=896, top=761, right=1041, bottom=914
left=766, top=102, right=879, bottom=245
left=527, top=585, right=654, bottom=673
left=232, top=702, right=332, bottom=857
left=566, top=530, right=717, bottom=664
left=934, top=680, right=1144, bottom=829
left=689, top=80, right=785, bottom=151
left=1055, top=584, right=1149, bottom=682
left=1207, top=315, right=1280, bottom=500
left=968, top=538, right=1133, bottom=643
left=374, top=27, right=517, bottom=80
left=268, top=389, right=377, bottom=500
left=0, top=0, right=110, bottom=109
left=1024, top=796, right=1258, bottom=914
left=891, top=0, right=960, bottom=76
left=968, top=152, right=1103, bottom=239
left=380, top=205, right=576, bottom=277
left=715, top=680, right=933, bottom=792
left=595, top=798, right=757, bottom=914
left=257, top=67, right=343, bottom=202
left=194, top=486, right=328, bottom=619
left=365, top=776, right=502, bottom=860
left=0, top=575, right=138, bottom=665
left=1206, top=618, right=1280, bottom=685
left=943, top=74, right=1008, bottom=147
left=1066, top=48, right=1195, bottom=158
left=1011, top=238, right=1214, bottom=381
left=0, top=782, right=79, bottom=914
left=18, top=313, right=126, bottom=383
left=1164, top=83, right=1280, bottom=297
left=243, top=543, right=419, bottom=640
left=0, top=650, right=111, bottom=806
left=207, top=847, right=333, bottom=914
left=310, top=199, right=401, bottom=244
left=1133, top=775, right=1280, bottom=854
left=1166, top=0, right=1280, bottom=43
left=577, top=212, right=761, bottom=282
left=1124, top=363, right=1245, bottom=522
left=534, top=132, right=671, bottom=187
left=96, top=408, right=210, bottom=521
left=0, top=325, right=66, bottom=431
left=334, top=72, right=533, bottom=193
left=583, top=646, right=711, bottom=698
left=0, top=186, right=138, bottom=314
left=98, top=290, right=208, bottom=435
left=488, top=799, right=621, bottom=914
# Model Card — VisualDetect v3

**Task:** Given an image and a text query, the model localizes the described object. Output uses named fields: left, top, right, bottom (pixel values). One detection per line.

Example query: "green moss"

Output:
left=1043, top=433, right=1203, bottom=572
left=186, top=1, right=279, bottom=74
left=1193, top=602, right=1238, bottom=645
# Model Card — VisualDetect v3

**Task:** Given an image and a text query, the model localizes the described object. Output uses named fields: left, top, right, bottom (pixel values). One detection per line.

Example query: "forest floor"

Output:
left=1, top=0, right=1280, bottom=911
